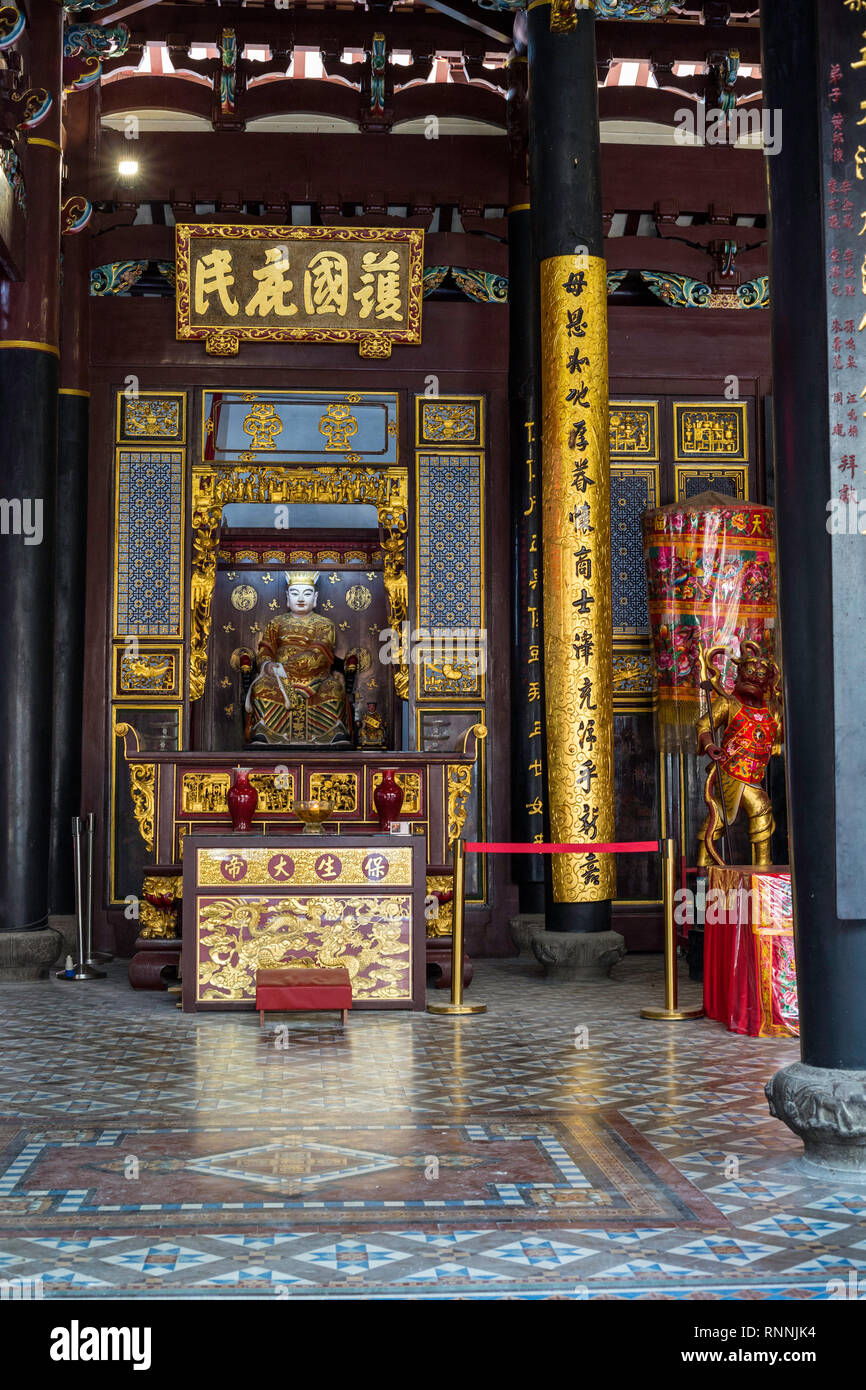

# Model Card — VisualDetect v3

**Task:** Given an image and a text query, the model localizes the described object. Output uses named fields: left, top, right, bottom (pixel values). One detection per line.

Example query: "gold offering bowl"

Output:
left=294, top=799, right=334, bottom=835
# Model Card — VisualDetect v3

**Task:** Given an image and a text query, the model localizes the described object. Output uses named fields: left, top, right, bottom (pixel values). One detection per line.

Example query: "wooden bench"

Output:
left=255, top=965, right=352, bottom=1027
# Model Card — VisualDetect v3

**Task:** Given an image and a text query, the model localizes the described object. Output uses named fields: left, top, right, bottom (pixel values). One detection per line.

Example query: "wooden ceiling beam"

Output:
left=596, top=17, right=761, bottom=65
left=96, top=0, right=169, bottom=26
left=98, top=7, right=760, bottom=64
left=85, top=128, right=765, bottom=212
left=414, top=0, right=512, bottom=45
left=112, top=5, right=512, bottom=52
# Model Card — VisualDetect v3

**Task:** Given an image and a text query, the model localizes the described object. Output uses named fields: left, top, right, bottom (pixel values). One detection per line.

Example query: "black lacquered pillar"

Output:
left=762, top=0, right=866, bottom=1170
left=527, top=0, right=616, bottom=939
left=507, top=46, right=548, bottom=913
left=49, top=95, right=92, bottom=914
left=0, top=0, right=63, bottom=937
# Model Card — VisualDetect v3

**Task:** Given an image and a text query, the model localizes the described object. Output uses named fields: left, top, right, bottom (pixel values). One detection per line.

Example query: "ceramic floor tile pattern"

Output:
left=0, top=956, right=860, bottom=1300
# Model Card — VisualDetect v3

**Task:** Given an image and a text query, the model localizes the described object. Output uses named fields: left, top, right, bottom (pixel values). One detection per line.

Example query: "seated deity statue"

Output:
left=243, top=571, right=355, bottom=747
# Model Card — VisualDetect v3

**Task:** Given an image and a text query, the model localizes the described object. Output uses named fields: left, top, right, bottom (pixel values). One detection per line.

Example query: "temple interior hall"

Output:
left=0, top=0, right=864, bottom=1335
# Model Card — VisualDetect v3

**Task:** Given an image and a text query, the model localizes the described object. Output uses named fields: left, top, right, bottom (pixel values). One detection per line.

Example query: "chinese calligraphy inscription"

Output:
left=540, top=254, right=615, bottom=904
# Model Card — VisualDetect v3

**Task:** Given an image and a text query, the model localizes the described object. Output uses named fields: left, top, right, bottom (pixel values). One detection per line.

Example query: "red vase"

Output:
left=227, top=768, right=258, bottom=833
left=374, top=768, right=404, bottom=833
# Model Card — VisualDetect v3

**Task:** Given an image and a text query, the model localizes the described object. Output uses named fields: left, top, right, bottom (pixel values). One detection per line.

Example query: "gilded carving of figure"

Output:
left=358, top=700, right=387, bottom=749
left=697, top=642, right=782, bottom=867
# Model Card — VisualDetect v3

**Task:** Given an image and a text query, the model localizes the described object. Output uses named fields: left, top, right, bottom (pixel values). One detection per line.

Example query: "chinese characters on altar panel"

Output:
left=194, top=246, right=404, bottom=323
left=563, top=266, right=601, bottom=891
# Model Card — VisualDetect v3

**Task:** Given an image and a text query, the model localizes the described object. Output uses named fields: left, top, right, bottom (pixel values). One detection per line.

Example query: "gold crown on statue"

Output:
left=286, top=571, right=319, bottom=587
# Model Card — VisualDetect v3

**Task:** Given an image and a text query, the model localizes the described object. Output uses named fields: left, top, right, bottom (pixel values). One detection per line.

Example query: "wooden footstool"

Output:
left=255, top=966, right=353, bottom=1027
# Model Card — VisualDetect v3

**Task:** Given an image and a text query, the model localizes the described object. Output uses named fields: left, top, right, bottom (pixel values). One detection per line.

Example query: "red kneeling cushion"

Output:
left=257, top=967, right=351, bottom=989
left=255, top=966, right=352, bottom=1012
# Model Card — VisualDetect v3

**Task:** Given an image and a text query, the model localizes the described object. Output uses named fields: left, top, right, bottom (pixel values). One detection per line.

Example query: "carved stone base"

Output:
left=0, top=928, right=63, bottom=981
left=532, top=930, right=626, bottom=982
left=508, top=914, right=546, bottom=956
left=47, top=914, right=78, bottom=960
left=128, top=936, right=181, bottom=992
left=766, top=1062, right=866, bottom=1173
left=426, top=940, right=473, bottom=990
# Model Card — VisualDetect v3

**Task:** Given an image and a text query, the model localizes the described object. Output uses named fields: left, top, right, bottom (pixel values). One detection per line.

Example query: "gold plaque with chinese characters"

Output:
left=195, top=845, right=414, bottom=888
left=175, top=223, right=424, bottom=357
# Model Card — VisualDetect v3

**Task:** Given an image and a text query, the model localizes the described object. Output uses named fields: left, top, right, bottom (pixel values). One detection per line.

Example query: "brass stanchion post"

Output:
left=640, top=837, right=703, bottom=1021
left=427, top=839, right=487, bottom=1016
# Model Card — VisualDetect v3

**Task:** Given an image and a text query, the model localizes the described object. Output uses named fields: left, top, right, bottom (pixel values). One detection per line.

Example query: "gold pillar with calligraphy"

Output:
left=528, top=0, right=616, bottom=932
left=540, top=255, right=615, bottom=911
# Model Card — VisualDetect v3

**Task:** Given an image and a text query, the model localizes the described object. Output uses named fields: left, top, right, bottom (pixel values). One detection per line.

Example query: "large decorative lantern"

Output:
left=641, top=492, right=778, bottom=746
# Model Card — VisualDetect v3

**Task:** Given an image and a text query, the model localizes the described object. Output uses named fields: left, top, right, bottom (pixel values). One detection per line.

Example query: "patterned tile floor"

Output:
left=0, top=954, right=860, bottom=1300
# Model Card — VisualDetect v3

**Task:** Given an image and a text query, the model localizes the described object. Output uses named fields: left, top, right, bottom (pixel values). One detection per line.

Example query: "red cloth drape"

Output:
left=705, top=867, right=797, bottom=1038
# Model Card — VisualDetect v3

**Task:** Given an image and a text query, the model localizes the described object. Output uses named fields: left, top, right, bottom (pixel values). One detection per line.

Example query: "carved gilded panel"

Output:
left=673, top=402, right=748, bottom=462
left=117, top=392, right=186, bottom=444
left=415, top=396, right=482, bottom=448
left=193, top=893, right=413, bottom=1003
left=612, top=640, right=655, bottom=715
left=115, top=646, right=181, bottom=698
left=202, top=389, right=398, bottom=466
left=425, top=873, right=454, bottom=937
left=248, top=773, right=295, bottom=813
left=181, top=772, right=231, bottom=815
left=609, top=401, right=659, bottom=460
left=308, top=772, right=358, bottom=813
left=371, top=770, right=422, bottom=815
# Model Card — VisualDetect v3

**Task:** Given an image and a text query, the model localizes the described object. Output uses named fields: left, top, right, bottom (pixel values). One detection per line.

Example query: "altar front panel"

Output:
left=183, top=834, right=426, bottom=1012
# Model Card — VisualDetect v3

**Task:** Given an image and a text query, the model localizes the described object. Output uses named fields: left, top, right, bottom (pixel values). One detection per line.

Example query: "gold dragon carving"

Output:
left=196, top=894, right=411, bottom=1001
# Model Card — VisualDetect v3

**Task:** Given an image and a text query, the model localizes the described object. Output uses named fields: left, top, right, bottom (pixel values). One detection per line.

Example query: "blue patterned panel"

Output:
left=685, top=473, right=734, bottom=499
left=679, top=469, right=745, bottom=502
left=416, top=452, right=484, bottom=697
left=116, top=450, right=184, bottom=637
left=610, top=466, right=657, bottom=636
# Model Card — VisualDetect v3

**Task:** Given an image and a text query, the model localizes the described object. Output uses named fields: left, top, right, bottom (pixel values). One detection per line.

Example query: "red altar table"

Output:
left=705, top=866, right=798, bottom=1038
